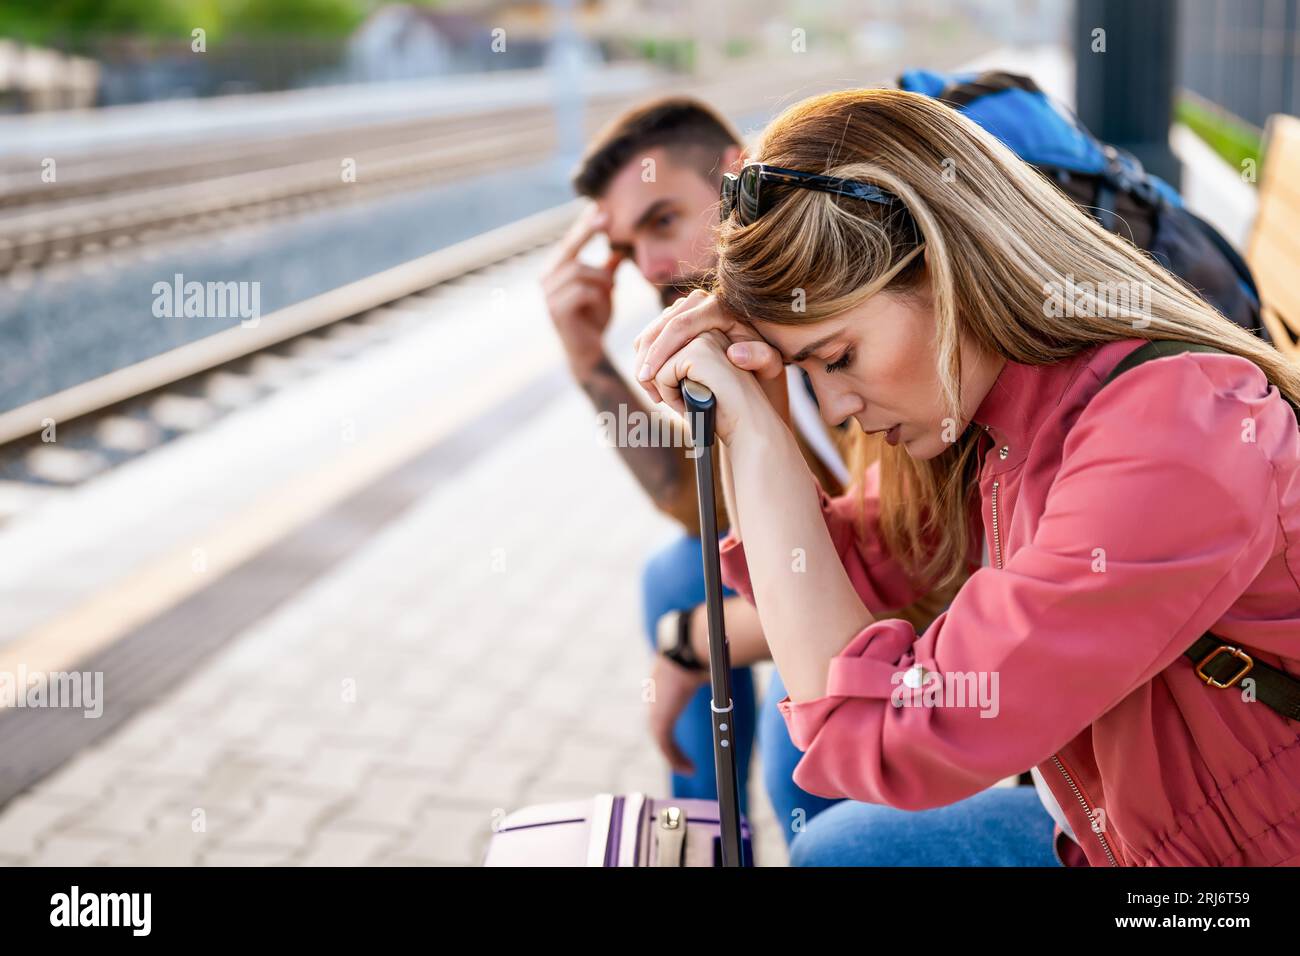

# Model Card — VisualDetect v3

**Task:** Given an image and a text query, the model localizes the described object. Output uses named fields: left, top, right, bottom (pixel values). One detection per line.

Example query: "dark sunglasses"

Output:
left=720, top=163, right=899, bottom=225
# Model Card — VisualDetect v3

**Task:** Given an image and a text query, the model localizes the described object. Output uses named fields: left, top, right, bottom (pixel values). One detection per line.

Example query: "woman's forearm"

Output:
left=726, top=411, right=876, bottom=703
left=689, top=596, right=770, bottom=668
left=719, top=372, right=787, bottom=544
left=720, top=441, right=741, bottom=543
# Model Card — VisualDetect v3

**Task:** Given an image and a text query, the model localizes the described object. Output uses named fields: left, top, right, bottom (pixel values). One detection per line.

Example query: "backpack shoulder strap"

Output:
left=1098, top=338, right=1300, bottom=723
left=1100, top=338, right=1300, bottom=422
left=1101, top=339, right=1229, bottom=387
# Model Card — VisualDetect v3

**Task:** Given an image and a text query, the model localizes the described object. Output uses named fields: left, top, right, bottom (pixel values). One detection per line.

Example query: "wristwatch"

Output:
left=655, top=608, right=706, bottom=672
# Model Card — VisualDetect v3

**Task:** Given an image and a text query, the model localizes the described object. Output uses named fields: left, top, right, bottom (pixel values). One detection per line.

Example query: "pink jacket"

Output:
left=720, top=337, right=1300, bottom=866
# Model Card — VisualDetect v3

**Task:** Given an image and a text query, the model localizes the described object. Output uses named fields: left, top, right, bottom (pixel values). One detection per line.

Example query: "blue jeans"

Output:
left=788, top=785, right=1063, bottom=866
left=759, top=666, right=844, bottom=844
left=641, top=534, right=845, bottom=825
left=641, top=534, right=755, bottom=818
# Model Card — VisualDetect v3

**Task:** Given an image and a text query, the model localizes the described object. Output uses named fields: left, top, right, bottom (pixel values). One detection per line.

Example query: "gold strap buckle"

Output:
left=1195, top=645, right=1254, bottom=689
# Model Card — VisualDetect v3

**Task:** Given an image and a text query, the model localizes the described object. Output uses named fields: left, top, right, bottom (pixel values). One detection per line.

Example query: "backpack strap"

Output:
left=1101, top=339, right=1300, bottom=421
left=935, top=70, right=1044, bottom=107
left=1099, top=339, right=1300, bottom=723
left=1186, top=634, right=1300, bottom=722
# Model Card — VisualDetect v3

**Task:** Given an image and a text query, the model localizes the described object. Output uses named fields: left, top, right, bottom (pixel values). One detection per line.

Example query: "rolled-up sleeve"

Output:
left=771, top=355, right=1283, bottom=811
left=719, top=460, right=941, bottom=615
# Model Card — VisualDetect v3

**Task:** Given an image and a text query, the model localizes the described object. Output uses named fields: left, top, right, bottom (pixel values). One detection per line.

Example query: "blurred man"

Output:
left=541, top=97, right=850, bottom=827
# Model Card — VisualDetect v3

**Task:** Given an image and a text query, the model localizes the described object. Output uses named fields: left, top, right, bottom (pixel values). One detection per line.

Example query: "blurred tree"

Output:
left=0, top=0, right=220, bottom=41
left=0, top=0, right=461, bottom=42
left=225, top=0, right=368, bottom=37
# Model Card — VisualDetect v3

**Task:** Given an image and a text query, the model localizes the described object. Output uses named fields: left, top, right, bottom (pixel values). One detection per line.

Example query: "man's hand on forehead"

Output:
left=595, top=196, right=642, bottom=262
left=551, top=203, right=622, bottom=273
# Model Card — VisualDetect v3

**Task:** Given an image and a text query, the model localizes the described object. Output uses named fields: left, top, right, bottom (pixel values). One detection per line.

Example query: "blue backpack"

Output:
left=899, top=69, right=1266, bottom=343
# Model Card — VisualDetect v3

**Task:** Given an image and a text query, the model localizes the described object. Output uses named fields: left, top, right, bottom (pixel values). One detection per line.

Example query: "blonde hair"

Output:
left=713, top=88, right=1300, bottom=618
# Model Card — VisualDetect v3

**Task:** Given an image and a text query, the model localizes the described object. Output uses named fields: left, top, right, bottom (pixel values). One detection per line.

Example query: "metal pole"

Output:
left=550, top=0, right=586, bottom=177
left=1075, top=0, right=1183, bottom=188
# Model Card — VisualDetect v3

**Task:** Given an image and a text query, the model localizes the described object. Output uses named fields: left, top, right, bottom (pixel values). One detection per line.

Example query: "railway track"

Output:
left=0, top=201, right=578, bottom=503
left=0, top=58, right=874, bottom=275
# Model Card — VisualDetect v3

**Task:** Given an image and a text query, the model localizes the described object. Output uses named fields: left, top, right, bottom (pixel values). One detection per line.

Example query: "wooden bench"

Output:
left=1249, top=113, right=1300, bottom=360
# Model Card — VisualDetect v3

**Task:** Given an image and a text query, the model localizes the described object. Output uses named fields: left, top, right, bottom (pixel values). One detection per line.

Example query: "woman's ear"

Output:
left=722, top=144, right=744, bottom=175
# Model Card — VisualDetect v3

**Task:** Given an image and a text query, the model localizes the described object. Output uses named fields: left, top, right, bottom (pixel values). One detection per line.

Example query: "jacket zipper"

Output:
left=984, top=424, right=1004, bottom=571
left=983, top=423, right=1117, bottom=867
left=990, top=479, right=1003, bottom=570
left=1051, top=754, right=1119, bottom=867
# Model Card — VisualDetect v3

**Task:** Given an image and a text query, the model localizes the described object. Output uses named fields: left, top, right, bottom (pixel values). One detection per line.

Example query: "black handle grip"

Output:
left=680, top=375, right=745, bottom=865
left=682, top=379, right=716, bottom=448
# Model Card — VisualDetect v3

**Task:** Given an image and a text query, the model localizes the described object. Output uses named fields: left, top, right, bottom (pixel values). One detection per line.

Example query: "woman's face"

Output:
left=752, top=285, right=1005, bottom=461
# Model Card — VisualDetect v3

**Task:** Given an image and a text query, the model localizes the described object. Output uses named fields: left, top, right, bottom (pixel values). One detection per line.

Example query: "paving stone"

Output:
left=63, top=781, right=178, bottom=837
left=175, top=756, right=282, bottom=814
left=318, top=702, right=420, bottom=752
left=204, top=696, right=284, bottom=742
left=221, top=791, right=344, bottom=851
left=27, top=831, right=125, bottom=866
left=28, top=751, right=127, bottom=803
left=279, top=745, right=379, bottom=796
left=377, top=724, right=469, bottom=775
left=381, top=804, right=493, bottom=866
left=199, top=846, right=293, bottom=867
left=101, top=820, right=215, bottom=867
left=332, top=772, right=443, bottom=831
left=238, top=721, right=323, bottom=765
left=122, top=731, right=228, bottom=783
left=0, top=795, right=84, bottom=856
left=479, top=706, right=575, bottom=755
left=294, top=826, right=400, bottom=866
left=524, top=739, right=624, bottom=794
left=96, top=711, right=176, bottom=759
left=454, top=752, right=545, bottom=806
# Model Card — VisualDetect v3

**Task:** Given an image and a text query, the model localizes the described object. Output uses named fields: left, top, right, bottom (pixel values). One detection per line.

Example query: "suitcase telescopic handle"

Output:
left=681, top=379, right=716, bottom=446
left=681, top=379, right=746, bottom=867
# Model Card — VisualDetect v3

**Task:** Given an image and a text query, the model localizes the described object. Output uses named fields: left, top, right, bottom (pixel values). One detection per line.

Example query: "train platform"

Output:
left=0, top=63, right=657, bottom=159
left=0, top=40, right=1264, bottom=870
left=0, top=230, right=788, bottom=866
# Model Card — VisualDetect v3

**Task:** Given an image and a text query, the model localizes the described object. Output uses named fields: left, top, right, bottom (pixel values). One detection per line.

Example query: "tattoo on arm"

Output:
left=578, top=354, right=689, bottom=512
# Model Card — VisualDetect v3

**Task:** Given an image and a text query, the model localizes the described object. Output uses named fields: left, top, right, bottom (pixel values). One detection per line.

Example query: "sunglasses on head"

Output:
left=720, top=162, right=900, bottom=225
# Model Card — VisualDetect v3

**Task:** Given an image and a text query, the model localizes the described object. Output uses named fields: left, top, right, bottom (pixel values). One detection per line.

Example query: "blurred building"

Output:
left=0, top=39, right=98, bottom=113
left=346, top=4, right=550, bottom=79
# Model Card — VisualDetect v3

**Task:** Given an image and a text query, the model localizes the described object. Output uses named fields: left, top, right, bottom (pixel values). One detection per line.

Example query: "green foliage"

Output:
left=0, top=0, right=395, bottom=42
left=225, top=0, right=370, bottom=37
left=1175, top=94, right=1263, bottom=179
left=632, top=35, right=695, bottom=72
left=723, top=37, right=752, bottom=58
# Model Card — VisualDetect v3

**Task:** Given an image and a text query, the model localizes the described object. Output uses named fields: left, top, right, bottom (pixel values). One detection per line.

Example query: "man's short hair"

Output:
left=571, top=96, right=742, bottom=199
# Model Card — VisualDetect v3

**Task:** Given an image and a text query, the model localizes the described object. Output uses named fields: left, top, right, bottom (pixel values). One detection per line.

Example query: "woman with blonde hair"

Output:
left=632, top=88, right=1300, bottom=866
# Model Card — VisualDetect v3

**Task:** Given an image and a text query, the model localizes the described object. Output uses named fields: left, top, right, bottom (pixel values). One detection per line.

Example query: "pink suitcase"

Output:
left=483, top=381, right=751, bottom=866
left=483, top=793, right=752, bottom=867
